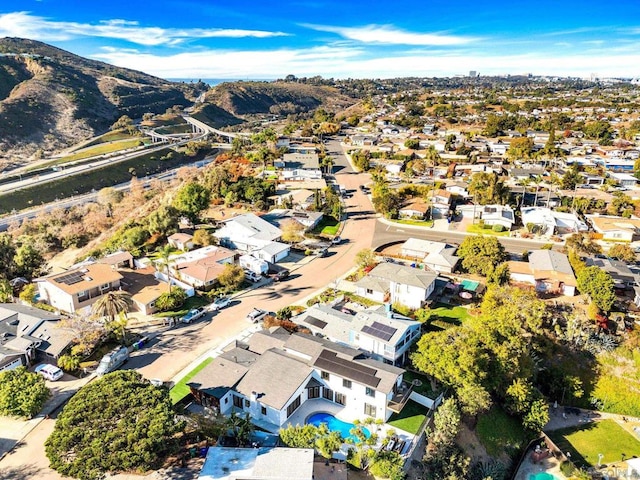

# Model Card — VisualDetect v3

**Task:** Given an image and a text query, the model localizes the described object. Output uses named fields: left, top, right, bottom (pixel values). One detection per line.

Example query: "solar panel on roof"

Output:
left=306, top=316, right=327, bottom=329
left=361, top=321, right=397, bottom=341
left=314, top=350, right=380, bottom=388
left=56, top=272, right=85, bottom=285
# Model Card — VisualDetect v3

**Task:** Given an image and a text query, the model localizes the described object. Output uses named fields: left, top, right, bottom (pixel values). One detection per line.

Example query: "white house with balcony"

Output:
left=187, top=329, right=406, bottom=433
left=293, top=304, right=421, bottom=366
left=355, top=263, right=437, bottom=309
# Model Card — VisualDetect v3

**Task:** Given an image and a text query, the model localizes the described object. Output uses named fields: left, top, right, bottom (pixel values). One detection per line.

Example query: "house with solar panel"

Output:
left=355, top=263, right=438, bottom=309
left=187, top=328, right=414, bottom=433
left=35, top=263, right=123, bottom=314
left=293, top=304, right=421, bottom=366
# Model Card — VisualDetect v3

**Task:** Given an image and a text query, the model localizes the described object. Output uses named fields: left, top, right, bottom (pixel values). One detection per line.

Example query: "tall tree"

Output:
left=457, top=236, right=507, bottom=276
left=468, top=172, right=509, bottom=205
left=172, top=182, right=211, bottom=223
left=0, top=367, right=49, bottom=418
left=577, top=266, right=616, bottom=313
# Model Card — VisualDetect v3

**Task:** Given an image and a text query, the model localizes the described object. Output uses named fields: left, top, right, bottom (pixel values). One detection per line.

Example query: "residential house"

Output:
left=585, top=257, right=640, bottom=306
left=400, top=238, right=459, bottom=274
left=508, top=250, right=577, bottom=296
left=96, top=250, right=134, bottom=269
left=609, top=172, right=638, bottom=188
left=445, top=182, right=470, bottom=198
left=214, top=213, right=290, bottom=262
left=120, top=267, right=171, bottom=315
left=36, top=263, right=123, bottom=314
left=586, top=214, right=640, bottom=242
left=398, top=198, right=429, bottom=220
left=294, top=304, right=421, bottom=365
left=280, top=153, right=322, bottom=181
left=261, top=209, right=324, bottom=231
left=187, top=329, right=406, bottom=431
left=167, top=232, right=195, bottom=251
left=430, top=189, right=454, bottom=218
left=458, top=204, right=516, bottom=230
left=521, top=207, right=588, bottom=237
left=269, top=189, right=316, bottom=209
left=159, top=245, right=236, bottom=291
left=199, top=448, right=316, bottom=480
left=0, top=303, right=75, bottom=371
left=489, top=141, right=510, bottom=155
left=350, top=134, right=378, bottom=147
left=355, top=263, right=437, bottom=309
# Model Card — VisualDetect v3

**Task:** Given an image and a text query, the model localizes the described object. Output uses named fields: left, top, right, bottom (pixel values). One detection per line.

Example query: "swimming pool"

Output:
left=306, top=412, right=371, bottom=442
left=529, top=473, right=559, bottom=480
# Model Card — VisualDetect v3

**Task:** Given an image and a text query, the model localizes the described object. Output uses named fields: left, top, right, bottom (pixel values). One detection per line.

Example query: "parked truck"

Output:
left=96, top=345, right=129, bottom=376
left=239, top=254, right=269, bottom=275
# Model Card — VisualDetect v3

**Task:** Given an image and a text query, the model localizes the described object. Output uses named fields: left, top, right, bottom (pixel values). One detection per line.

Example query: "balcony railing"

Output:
left=387, top=382, right=414, bottom=413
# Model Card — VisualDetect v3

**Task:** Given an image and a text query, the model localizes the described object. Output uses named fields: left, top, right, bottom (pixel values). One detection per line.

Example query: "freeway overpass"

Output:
left=182, top=115, right=251, bottom=141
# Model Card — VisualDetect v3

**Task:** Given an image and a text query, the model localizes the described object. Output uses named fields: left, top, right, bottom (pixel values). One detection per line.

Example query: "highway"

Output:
left=0, top=157, right=215, bottom=232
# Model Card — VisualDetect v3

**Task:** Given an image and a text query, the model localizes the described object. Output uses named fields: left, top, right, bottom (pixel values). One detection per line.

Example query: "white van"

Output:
left=34, top=364, right=64, bottom=382
left=96, top=345, right=129, bottom=376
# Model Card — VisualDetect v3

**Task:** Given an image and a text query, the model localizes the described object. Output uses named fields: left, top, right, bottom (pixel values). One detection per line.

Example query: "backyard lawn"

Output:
left=426, top=303, right=473, bottom=331
left=387, top=400, right=428, bottom=435
left=169, top=357, right=214, bottom=404
left=402, top=370, right=440, bottom=399
left=548, top=419, right=640, bottom=468
left=476, top=406, right=529, bottom=457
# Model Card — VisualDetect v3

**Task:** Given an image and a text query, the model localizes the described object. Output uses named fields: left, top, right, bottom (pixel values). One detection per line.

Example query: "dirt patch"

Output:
left=457, top=422, right=491, bottom=464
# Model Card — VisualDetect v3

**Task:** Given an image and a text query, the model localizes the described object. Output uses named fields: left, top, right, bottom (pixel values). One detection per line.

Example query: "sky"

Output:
left=2, top=1, right=640, bottom=81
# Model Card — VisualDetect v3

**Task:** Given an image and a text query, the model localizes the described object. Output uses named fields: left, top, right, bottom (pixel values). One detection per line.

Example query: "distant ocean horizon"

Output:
left=168, top=78, right=275, bottom=86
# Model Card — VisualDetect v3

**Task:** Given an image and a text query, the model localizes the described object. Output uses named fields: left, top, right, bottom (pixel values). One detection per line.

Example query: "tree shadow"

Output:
left=0, top=464, right=45, bottom=480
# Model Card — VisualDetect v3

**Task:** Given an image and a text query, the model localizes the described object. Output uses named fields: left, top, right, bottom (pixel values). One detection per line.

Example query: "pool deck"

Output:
left=283, top=398, right=416, bottom=458
left=513, top=448, right=565, bottom=480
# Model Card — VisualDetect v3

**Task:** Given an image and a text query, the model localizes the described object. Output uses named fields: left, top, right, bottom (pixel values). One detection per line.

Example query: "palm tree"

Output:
left=91, top=290, right=133, bottom=342
left=158, top=245, right=174, bottom=293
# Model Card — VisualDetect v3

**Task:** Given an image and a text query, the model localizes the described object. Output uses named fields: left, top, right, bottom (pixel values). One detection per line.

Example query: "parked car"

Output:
left=209, top=296, right=231, bottom=311
left=181, top=307, right=206, bottom=324
left=331, top=236, right=343, bottom=245
left=247, top=308, right=269, bottom=323
left=244, top=270, right=262, bottom=283
left=34, top=364, right=63, bottom=382
left=96, top=345, right=129, bottom=376
left=318, top=248, right=329, bottom=258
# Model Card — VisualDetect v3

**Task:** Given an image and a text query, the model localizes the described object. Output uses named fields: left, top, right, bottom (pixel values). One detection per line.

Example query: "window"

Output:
left=308, top=386, right=320, bottom=399
left=366, top=288, right=373, bottom=294
left=244, top=399, right=250, bottom=408
left=99, top=283, right=110, bottom=291
left=323, top=388, right=333, bottom=401
left=343, top=379, right=352, bottom=389
left=233, top=395, right=243, bottom=408
left=335, top=393, right=346, bottom=406
left=364, top=403, right=376, bottom=417
left=78, top=290, right=87, bottom=298
left=224, top=397, right=229, bottom=404
left=287, top=395, right=301, bottom=418
left=261, top=406, right=267, bottom=415
left=366, top=387, right=375, bottom=397
left=321, top=371, right=330, bottom=380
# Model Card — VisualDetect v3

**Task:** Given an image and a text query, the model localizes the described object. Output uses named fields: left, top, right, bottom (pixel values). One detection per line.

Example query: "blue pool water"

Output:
left=529, top=473, right=559, bottom=480
left=306, top=413, right=371, bottom=442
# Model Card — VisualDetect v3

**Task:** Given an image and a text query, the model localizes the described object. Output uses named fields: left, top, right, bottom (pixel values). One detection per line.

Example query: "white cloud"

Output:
left=91, top=45, right=640, bottom=80
left=303, top=23, right=477, bottom=46
left=0, top=11, right=289, bottom=46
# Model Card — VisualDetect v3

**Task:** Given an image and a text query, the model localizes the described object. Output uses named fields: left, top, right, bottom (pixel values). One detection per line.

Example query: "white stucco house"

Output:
left=355, top=263, right=438, bottom=309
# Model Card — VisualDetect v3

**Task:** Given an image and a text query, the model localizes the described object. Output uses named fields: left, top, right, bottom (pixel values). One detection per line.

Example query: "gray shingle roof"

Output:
left=367, top=263, right=438, bottom=290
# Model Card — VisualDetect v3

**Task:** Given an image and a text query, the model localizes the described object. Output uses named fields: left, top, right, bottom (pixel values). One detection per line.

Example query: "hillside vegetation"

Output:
left=0, top=37, right=203, bottom=166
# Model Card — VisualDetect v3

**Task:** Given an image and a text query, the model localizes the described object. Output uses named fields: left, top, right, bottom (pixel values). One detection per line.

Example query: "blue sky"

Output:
left=2, top=1, right=640, bottom=80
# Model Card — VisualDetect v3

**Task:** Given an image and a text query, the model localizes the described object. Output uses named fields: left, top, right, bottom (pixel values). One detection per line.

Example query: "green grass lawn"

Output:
left=402, top=370, right=440, bottom=399
left=169, top=357, right=215, bottom=404
left=154, top=295, right=210, bottom=318
left=466, top=224, right=511, bottom=236
left=387, top=400, right=429, bottom=435
left=547, top=419, right=640, bottom=467
left=314, top=216, right=340, bottom=235
left=426, top=304, right=472, bottom=331
left=476, top=406, right=529, bottom=457
left=392, top=219, right=434, bottom=227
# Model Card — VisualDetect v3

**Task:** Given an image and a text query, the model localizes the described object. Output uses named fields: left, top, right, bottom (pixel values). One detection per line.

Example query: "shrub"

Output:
left=560, top=460, right=576, bottom=477
left=57, top=354, right=81, bottom=372
left=492, top=224, right=505, bottom=232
